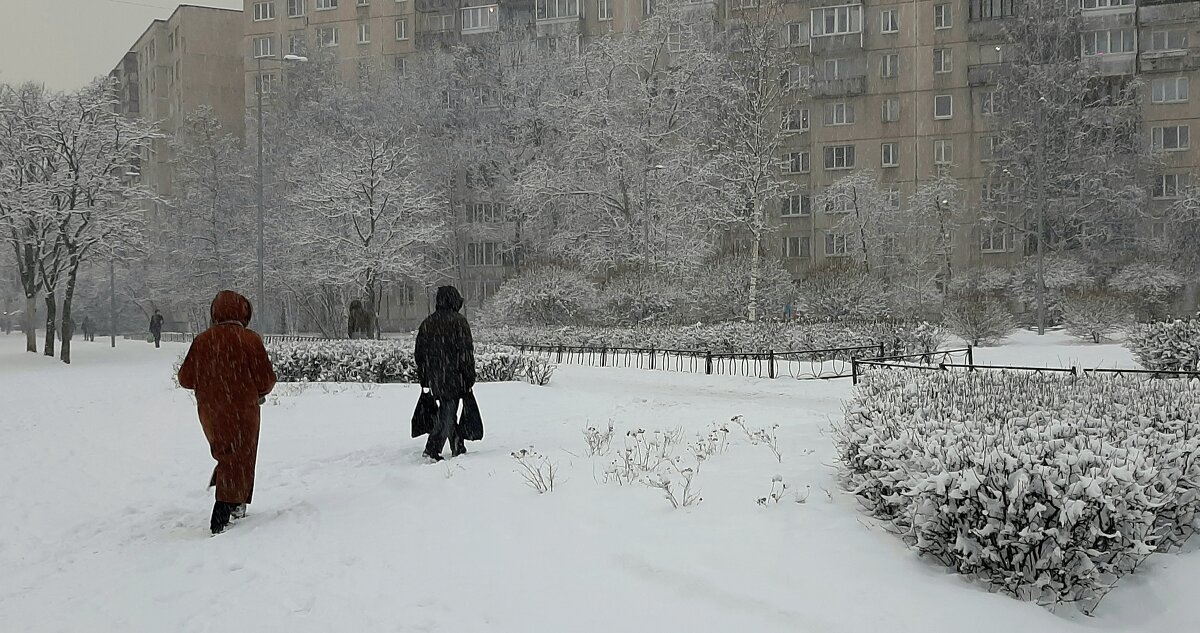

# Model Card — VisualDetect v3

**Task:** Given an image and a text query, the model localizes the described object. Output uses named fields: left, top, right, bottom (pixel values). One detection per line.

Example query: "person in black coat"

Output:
left=348, top=299, right=373, bottom=339
left=150, top=310, right=164, bottom=348
left=414, top=286, right=476, bottom=461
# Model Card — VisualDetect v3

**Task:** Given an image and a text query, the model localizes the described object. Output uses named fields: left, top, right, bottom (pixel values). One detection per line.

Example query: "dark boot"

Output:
left=451, top=437, right=467, bottom=457
left=231, top=504, right=247, bottom=521
left=422, top=450, right=444, bottom=462
left=210, top=501, right=236, bottom=535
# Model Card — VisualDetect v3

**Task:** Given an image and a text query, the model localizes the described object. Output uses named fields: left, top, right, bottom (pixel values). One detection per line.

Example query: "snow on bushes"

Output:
left=1060, top=290, right=1132, bottom=344
left=1109, top=263, right=1185, bottom=323
left=835, top=369, right=1200, bottom=608
left=943, top=295, right=1016, bottom=346
left=482, top=267, right=600, bottom=326
left=1125, top=318, right=1200, bottom=372
left=478, top=321, right=942, bottom=357
left=267, top=339, right=554, bottom=384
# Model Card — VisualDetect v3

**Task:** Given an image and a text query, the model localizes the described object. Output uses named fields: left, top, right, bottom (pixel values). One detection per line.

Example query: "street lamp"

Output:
left=255, top=53, right=308, bottom=332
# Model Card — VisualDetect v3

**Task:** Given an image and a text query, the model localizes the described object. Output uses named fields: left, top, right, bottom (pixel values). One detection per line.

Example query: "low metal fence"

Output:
left=851, top=348, right=973, bottom=385
left=509, top=342, right=885, bottom=380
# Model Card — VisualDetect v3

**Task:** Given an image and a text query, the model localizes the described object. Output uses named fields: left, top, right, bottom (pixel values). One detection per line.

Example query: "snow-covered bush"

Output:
left=835, top=369, right=1200, bottom=608
left=1109, top=263, right=1184, bottom=323
left=943, top=295, right=1016, bottom=346
left=795, top=263, right=890, bottom=322
left=946, top=267, right=1015, bottom=298
left=478, top=321, right=941, bottom=358
left=1125, top=318, right=1200, bottom=372
left=482, top=267, right=600, bottom=326
left=1060, top=290, right=1132, bottom=343
left=595, top=271, right=686, bottom=325
left=1015, top=256, right=1097, bottom=326
left=267, top=340, right=551, bottom=384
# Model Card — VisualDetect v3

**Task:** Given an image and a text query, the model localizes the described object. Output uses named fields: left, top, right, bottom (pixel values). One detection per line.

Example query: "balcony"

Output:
left=1140, top=48, right=1200, bottom=73
left=967, top=62, right=1011, bottom=86
left=967, top=18, right=1013, bottom=41
left=1139, top=1, right=1200, bottom=24
left=1084, top=53, right=1137, bottom=76
left=808, top=33, right=863, bottom=55
left=810, top=76, right=866, bottom=97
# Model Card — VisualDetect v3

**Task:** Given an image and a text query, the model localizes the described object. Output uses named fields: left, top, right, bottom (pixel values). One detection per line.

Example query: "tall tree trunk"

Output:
left=43, top=292, right=56, bottom=357
left=60, top=259, right=81, bottom=364
left=748, top=236, right=761, bottom=322
left=24, top=295, right=37, bottom=353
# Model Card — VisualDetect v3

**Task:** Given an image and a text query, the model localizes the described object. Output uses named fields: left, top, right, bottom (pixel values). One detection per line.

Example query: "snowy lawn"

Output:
left=1, top=331, right=1195, bottom=632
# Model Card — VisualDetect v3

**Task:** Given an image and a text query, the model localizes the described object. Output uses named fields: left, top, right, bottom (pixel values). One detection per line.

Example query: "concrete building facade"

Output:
left=110, top=4, right=247, bottom=206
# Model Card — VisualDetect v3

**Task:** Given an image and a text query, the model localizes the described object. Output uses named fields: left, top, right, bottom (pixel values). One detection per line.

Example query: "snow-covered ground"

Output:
left=1, top=330, right=1194, bottom=633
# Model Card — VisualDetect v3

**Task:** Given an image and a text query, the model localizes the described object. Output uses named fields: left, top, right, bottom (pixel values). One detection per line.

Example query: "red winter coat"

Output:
left=178, top=291, right=276, bottom=505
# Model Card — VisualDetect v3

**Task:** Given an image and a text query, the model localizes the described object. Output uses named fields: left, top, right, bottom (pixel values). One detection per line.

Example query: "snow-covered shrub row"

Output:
left=835, top=369, right=1200, bottom=607
left=1125, top=318, right=1200, bottom=372
left=478, top=321, right=942, bottom=357
left=267, top=340, right=553, bottom=384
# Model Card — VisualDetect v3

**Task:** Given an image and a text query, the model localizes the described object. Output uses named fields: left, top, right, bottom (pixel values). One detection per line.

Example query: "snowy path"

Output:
left=0, top=331, right=1194, bottom=632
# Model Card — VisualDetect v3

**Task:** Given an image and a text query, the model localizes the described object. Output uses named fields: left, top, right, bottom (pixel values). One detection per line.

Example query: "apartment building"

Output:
left=109, top=4, right=246, bottom=215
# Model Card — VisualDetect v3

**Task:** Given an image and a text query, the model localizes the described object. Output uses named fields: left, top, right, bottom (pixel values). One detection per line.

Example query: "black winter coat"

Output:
left=414, top=286, right=476, bottom=400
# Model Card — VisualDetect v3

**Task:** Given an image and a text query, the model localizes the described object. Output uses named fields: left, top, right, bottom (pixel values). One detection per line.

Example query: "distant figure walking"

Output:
left=178, top=291, right=277, bottom=535
left=347, top=299, right=372, bottom=339
left=81, top=316, right=95, bottom=342
left=414, top=286, right=476, bottom=461
left=149, top=310, right=164, bottom=348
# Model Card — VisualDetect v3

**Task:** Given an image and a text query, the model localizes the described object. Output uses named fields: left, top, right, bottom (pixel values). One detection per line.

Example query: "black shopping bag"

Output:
left=458, top=391, right=484, bottom=441
left=411, top=391, right=439, bottom=438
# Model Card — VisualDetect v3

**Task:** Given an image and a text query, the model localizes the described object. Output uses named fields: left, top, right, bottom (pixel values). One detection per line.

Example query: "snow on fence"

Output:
left=852, top=349, right=1200, bottom=384
left=509, top=343, right=886, bottom=380
left=850, top=348, right=973, bottom=384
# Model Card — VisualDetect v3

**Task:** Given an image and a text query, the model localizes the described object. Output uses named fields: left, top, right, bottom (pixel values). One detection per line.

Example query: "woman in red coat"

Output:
left=178, top=290, right=277, bottom=535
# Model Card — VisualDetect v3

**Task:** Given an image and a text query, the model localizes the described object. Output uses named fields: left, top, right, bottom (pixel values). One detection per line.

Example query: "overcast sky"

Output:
left=0, top=0, right=243, bottom=91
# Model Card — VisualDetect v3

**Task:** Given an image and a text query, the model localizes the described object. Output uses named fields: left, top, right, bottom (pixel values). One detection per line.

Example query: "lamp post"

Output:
left=256, top=53, right=308, bottom=331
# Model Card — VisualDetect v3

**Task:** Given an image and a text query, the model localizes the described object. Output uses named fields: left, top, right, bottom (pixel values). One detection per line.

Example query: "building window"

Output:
left=811, top=4, right=863, bottom=37
left=823, top=145, right=856, bottom=170
left=980, top=90, right=1000, bottom=115
left=316, top=0, right=338, bottom=9
left=934, top=4, right=952, bottom=29
left=255, top=73, right=279, bottom=95
left=1082, top=29, right=1135, bottom=56
left=784, top=151, right=810, bottom=174
left=980, top=223, right=1013, bottom=253
left=318, top=27, right=339, bottom=47
left=358, top=0, right=370, bottom=5
left=644, top=0, right=655, bottom=15
left=1149, top=29, right=1189, bottom=52
left=824, top=57, right=853, bottom=80
left=462, top=5, right=499, bottom=32
left=782, top=194, right=812, bottom=217
left=934, top=94, right=953, bottom=119
left=288, top=0, right=305, bottom=17
left=395, top=18, right=408, bottom=40
left=824, top=102, right=855, bottom=126
left=980, top=135, right=1001, bottom=161
left=824, top=232, right=850, bottom=256
left=667, top=26, right=685, bottom=53
left=1081, top=0, right=1134, bottom=9
left=781, top=65, right=810, bottom=90
left=934, top=139, right=954, bottom=165
left=469, top=202, right=506, bottom=223
left=358, top=23, right=371, bottom=43
left=537, top=0, right=579, bottom=20
left=785, top=22, right=810, bottom=47
left=254, top=2, right=276, bottom=20
left=881, top=142, right=899, bottom=167
left=1152, top=77, right=1189, bottom=104
left=882, top=97, right=900, bottom=122
left=783, top=108, right=810, bottom=132
left=288, top=33, right=306, bottom=55
left=880, top=52, right=899, bottom=78
left=732, top=0, right=759, bottom=9
left=394, top=56, right=407, bottom=76
left=1154, top=174, right=1183, bottom=199
left=253, top=36, right=274, bottom=58
left=885, top=185, right=901, bottom=210
left=783, top=236, right=811, bottom=258
left=425, top=14, right=454, bottom=31
left=933, top=48, right=951, bottom=74
left=599, top=0, right=613, bottom=20
left=880, top=8, right=899, bottom=34
left=1152, top=125, right=1190, bottom=151
left=467, top=242, right=503, bottom=267
left=971, top=0, right=1014, bottom=20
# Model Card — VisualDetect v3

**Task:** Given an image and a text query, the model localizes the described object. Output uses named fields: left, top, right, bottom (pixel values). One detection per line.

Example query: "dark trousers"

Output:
left=424, top=397, right=461, bottom=456
left=152, top=331, right=161, bottom=348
